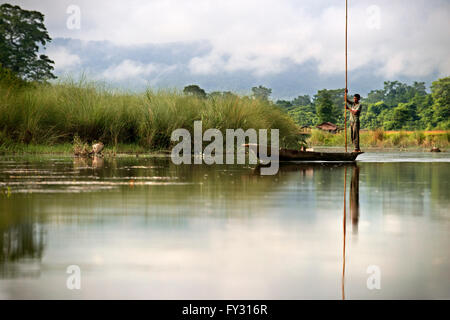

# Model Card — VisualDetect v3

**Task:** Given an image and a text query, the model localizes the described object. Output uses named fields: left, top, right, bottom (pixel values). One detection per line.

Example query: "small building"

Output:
left=316, top=122, right=342, bottom=133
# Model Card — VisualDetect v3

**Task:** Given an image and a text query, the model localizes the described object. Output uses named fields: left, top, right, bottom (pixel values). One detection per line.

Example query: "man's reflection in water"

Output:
left=350, top=165, right=360, bottom=234
left=343, top=164, right=360, bottom=299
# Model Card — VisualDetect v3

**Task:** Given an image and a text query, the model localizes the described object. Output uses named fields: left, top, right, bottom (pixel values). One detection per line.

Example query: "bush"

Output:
left=389, top=132, right=407, bottom=146
left=369, top=128, right=385, bottom=146
left=0, top=65, right=28, bottom=89
left=412, top=131, right=425, bottom=146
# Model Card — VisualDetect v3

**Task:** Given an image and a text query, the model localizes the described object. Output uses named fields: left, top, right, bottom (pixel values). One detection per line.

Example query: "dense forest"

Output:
left=277, top=78, right=449, bottom=130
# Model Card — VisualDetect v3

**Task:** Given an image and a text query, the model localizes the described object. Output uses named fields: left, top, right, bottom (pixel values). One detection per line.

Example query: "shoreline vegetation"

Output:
left=1, top=131, right=448, bottom=155
left=0, top=80, right=448, bottom=155
left=307, top=129, right=449, bottom=150
left=0, top=80, right=301, bottom=154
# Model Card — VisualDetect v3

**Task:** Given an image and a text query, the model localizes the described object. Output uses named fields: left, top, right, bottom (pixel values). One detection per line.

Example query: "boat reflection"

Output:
left=253, top=161, right=358, bottom=175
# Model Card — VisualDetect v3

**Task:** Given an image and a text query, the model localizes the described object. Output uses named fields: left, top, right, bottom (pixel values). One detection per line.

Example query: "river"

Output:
left=0, top=152, right=449, bottom=299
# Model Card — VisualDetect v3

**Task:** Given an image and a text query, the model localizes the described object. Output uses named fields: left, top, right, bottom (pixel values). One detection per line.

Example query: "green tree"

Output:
left=0, top=63, right=27, bottom=87
left=285, top=79, right=446, bottom=130
left=391, top=104, right=412, bottom=129
left=251, top=85, right=272, bottom=101
left=383, top=81, right=412, bottom=106
left=366, top=89, right=385, bottom=104
left=288, top=106, right=318, bottom=127
left=431, top=76, right=450, bottom=128
left=0, top=4, right=56, bottom=81
left=208, top=91, right=236, bottom=99
left=414, top=93, right=434, bottom=129
left=360, top=101, right=388, bottom=129
left=367, top=80, right=427, bottom=107
left=323, top=88, right=346, bottom=125
left=412, top=81, right=427, bottom=96
left=183, top=84, right=207, bottom=98
left=315, top=89, right=335, bottom=124
left=292, top=94, right=312, bottom=107
left=275, top=100, right=293, bottom=109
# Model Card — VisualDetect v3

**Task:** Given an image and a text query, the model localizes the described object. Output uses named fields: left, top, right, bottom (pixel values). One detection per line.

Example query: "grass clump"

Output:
left=0, top=80, right=300, bottom=151
left=388, top=131, right=408, bottom=147
left=73, top=134, right=90, bottom=156
left=412, top=131, right=425, bottom=146
left=370, top=128, right=385, bottom=146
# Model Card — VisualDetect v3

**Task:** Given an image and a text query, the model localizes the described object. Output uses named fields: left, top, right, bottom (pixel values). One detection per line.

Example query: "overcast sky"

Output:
left=6, top=0, right=450, bottom=98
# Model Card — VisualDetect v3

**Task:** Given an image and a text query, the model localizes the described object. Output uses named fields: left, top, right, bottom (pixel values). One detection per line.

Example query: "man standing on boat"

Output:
left=345, top=89, right=362, bottom=152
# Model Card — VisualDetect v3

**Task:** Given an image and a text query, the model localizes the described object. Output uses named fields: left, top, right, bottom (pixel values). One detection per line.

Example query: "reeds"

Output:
left=307, top=129, right=449, bottom=149
left=0, top=80, right=300, bottom=150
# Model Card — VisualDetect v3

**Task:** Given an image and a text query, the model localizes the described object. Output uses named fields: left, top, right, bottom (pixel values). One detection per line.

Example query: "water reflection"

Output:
left=350, top=165, right=360, bottom=234
left=342, top=167, right=348, bottom=300
left=73, top=156, right=105, bottom=170
left=0, top=154, right=448, bottom=299
left=342, top=164, right=361, bottom=299
left=92, top=156, right=104, bottom=169
left=0, top=212, right=46, bottom=278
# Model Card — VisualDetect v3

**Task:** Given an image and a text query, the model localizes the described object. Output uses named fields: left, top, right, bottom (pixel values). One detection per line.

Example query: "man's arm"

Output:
left=346, top=104, right=361, bottom=115
left=347, top=108, right=358, bottom=115
left=345, top=89, right=354, bottom=105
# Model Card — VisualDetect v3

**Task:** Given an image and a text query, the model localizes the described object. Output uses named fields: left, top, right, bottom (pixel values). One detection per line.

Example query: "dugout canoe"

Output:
left=244, top=144, right=363, bottom=162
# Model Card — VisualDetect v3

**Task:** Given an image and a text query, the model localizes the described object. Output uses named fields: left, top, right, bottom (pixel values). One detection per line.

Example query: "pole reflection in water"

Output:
left=342, top=167, right=347, bottom=300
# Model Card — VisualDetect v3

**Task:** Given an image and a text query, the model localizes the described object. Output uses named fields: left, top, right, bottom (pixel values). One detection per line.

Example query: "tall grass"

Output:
left=307, top=129, right=449, bottom=149
left=0, top=80, right=300, bottom=150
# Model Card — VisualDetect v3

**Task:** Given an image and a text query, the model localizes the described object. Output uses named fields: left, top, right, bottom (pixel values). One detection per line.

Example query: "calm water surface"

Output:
left=0, top=152, right=449, bottom=299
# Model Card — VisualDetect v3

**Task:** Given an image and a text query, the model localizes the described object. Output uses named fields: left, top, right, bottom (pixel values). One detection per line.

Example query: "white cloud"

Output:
left=46, top=46, right=81, bottom=70
left=101, top=60, right=156, bottom=81
left=14, top=0, right=450, bottom=79
left=99, top=60, right=176, bottom=83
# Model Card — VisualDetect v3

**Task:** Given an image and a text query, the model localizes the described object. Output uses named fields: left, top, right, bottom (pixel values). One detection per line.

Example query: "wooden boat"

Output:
left=244, top=144, right=363, bottom=162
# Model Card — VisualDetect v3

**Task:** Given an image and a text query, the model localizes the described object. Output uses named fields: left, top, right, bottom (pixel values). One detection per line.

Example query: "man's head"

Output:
left=354, top=94, right=361, bottom=103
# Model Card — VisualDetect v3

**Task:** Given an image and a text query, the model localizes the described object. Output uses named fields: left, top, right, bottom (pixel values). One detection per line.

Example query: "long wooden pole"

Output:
left=344, top=0, right=348, bottom=153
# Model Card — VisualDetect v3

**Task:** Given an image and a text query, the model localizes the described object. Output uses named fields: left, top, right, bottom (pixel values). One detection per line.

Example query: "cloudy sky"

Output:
left=7, top=0, right=450, bottom=98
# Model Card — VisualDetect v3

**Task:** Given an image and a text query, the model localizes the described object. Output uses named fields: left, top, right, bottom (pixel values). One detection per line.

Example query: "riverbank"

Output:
left=0, top=142, right=155, bottom=155
left=1, top=128, right=448, bottom=155
left=1, top=141, right=447, bottom=155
